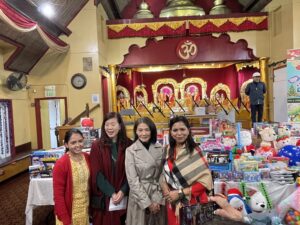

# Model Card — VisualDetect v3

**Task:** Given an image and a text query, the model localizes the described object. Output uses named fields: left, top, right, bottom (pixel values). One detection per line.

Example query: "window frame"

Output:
left=0, top=99, right=15, bottom=162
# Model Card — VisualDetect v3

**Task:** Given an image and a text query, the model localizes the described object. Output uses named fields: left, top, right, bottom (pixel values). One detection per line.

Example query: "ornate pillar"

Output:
left=259, top=57, right=270, bottom=121
left=109, top=65, right=117, bottom=112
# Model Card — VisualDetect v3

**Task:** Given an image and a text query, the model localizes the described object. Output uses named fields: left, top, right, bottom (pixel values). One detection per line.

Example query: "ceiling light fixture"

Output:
left=38, top=3, right=55, bottom=18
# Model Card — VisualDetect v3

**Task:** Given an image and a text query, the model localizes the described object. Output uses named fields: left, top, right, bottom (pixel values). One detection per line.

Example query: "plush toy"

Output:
left=248, top=188, right=268, bottom=213
left=278, top=126, right=291, bottom=137
left=237, top=130, right=256, bottom=154
left=222, top=135, right=237, bottom=151
left=227, top=188, right=252, bottom=216
left=276, top=135, right=292, bottom=150
left=278, top=145, right=300, bottom=166
left=259, top=127, right=277, bottom=147
left=255, top=127, right=277, bottom=158
left=276, top=125, right=294, bottom=150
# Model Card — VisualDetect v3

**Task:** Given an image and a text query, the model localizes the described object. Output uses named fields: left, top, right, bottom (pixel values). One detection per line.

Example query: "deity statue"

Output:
left=136, top=94, right=145, bottom=109
left=157, top=89, right=166, bottom=109
left=169, top=92, right=175, bottom=107
left=184, top=90, right=193, bottom=111
left=193, top=89, right=201, bottom=105
left=117, top=92, right=128, bottom=111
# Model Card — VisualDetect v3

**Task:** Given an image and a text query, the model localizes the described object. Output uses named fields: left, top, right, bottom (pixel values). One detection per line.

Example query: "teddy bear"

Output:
left=255, top=127, right=277, bottom=158
left=248, top=188, right=273, bottom=224
left=276, top=135, right=292, bottom=150
left=278, top=126, right=291, bottom=137
left=227, top=188, right=252, bottom=216
left=248, top=188, right=268, bottom=213
left=276, top=125, right=296, bottom=149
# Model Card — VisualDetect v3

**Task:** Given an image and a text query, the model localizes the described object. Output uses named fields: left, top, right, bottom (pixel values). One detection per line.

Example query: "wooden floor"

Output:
left=0, top=171, right=54, bottom=225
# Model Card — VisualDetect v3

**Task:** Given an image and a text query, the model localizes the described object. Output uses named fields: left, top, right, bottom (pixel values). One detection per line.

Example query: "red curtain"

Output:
left=0, top=0, right=36, bottom=28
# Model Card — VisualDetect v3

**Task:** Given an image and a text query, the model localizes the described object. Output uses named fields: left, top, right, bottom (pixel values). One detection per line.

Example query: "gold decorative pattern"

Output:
left=179, top=77, right=207, bottom=99
left=117, top=85, right=131, bottom=111
left=235, top=61, right=260, bottom=71
left=188, top=16, right=267, bottom=28
left=209, top=18, right=228, bottom=27
left=152, top=78, right=179, bottom=105
left=189, top=19, right=208, bottom=28
left=165, top=21, right=186, bottom=30
left=247, top=16, right=267, bottom=24
left=146, top=22, right=165, bottom=31
left=108, top=24, right=127, bottom=33
left=210, top=83, right=231, bottom=104
left=117, top=85, right=130, bottom=98
left=231, top=17, right=247, bottom=26
left=128, top=23, right=146, bottom=31
left=134, top=86, right=148, bottom=107
left=240, top=79, right=252, bottom=111
left=108, top=21, right=185, bottom=33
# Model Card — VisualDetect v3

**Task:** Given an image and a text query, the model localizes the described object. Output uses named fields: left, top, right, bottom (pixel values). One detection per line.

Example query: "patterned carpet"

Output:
left=0, top=172, right=55, bottom=225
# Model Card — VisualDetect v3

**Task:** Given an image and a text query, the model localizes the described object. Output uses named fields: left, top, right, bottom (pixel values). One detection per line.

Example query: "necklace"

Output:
left=68, top=153, right=83, bottom=163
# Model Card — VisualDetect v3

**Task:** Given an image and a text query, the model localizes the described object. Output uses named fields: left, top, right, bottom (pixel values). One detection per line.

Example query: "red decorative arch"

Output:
left=119, top=34, right=257, bottom=67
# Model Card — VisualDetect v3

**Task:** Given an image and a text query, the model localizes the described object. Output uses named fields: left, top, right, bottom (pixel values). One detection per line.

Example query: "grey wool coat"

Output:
left=125, top=140, right=167, bottom=225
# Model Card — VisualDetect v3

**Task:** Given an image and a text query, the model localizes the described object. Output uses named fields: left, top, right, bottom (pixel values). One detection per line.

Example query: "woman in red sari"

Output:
left=161, top=116, right=213, bottom=225
left=90, top=112, right=132, bottom=225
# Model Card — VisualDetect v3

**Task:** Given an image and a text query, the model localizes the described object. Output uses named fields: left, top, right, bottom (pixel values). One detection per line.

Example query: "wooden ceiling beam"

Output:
left=243, top=0, right=271, bottom=12
left=5, top=0, right=71, bottom=36
left=99, top=0, right=122, bottom=19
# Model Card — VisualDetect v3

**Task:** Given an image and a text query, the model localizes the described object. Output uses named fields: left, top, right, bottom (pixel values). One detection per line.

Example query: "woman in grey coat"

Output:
left=125, top=117, right=166, bottom=225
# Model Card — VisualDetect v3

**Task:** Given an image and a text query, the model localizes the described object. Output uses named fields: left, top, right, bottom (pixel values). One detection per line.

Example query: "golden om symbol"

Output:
left=178, top=40, right=197, bottom=60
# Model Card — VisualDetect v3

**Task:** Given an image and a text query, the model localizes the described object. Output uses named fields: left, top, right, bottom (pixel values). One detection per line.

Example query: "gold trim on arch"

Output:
left=134, top=86, right=148, bottom=107
left=117, top=85, right=130, bottom=99
left=210, top=83, right=231, bottom=104
left=235, top=61, right=260, bottom=71
left=240, top=79, right=252, bottom=110
left=152, top=78, right=179, bottom=105
left=116, top=85, right=130, bottom=111
left=179, top=78, right=207, bottom=99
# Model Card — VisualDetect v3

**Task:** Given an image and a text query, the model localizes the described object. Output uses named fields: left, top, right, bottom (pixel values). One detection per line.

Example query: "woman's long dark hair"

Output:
left=64, top=128, right=84, bottom=152
left=133, top=117, right=157, bottom=144
left=100, top=112, right=128, bottom=145
left=168, top=116, right=197, bottom=161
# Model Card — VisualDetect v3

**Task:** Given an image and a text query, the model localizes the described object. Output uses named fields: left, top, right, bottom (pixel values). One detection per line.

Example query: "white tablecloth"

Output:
left=214, top=180, right=296, bottom=206
left=25, top=178, right=53, bottom=225
left=25, top=179, right=297, bottom=225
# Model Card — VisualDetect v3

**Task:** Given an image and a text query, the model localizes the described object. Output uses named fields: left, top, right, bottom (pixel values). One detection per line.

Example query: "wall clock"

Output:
left=71, top=73, right=87, bottom=89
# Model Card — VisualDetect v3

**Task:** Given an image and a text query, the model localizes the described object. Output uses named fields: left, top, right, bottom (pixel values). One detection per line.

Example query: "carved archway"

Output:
left=134, top=86, right=148, bottom=107
left=179, top=77, right=207, bottom=99
left=152, top=78, right=179, bottom=105
left=240, top=79, right=253, bottom=110
left=117, top=85, right=130, bottom=110
left=210, top=83, right=231, bottom=105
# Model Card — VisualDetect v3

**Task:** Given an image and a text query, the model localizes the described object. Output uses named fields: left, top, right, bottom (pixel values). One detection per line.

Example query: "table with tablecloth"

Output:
left=25, top=178, right=53, bottom=225
left=214, top=180, right=296, bottom=206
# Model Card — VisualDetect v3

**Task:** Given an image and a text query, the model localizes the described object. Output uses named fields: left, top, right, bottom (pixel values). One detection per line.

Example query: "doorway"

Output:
left=35, top=97, right=68, bottom=149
